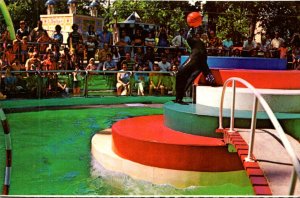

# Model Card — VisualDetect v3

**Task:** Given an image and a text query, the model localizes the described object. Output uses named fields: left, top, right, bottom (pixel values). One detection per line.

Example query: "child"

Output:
left=21, top=36, right=29, bottom=63
left=72, top=64, right=82, bottom=96
left=279, top=42, right=288, bottom=59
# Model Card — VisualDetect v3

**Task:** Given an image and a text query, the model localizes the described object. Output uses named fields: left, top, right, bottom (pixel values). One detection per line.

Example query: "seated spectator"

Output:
left=4, top=67, right=17, bottom=92
left=158, top=56, right=171, bottom=71
left=242, top=36, right=257, bottom=57
left=134, top=46, right=145, bottom=65
left=121, top=52, right=136, bottom=71
left=149, top=62, right=165, bottom=95
left=200, top=33, right=210, bottom=48
left=144, top=31, right=156, bottom=48
left=222, top=34, right=233, bottom=56
left=132, top=28, right=144, bottom=53
left=97, top=43, right=111, bottom=70
left=134, top=65, right=148, bottom=96
left=117, top=30, right=131, bottom=53
left=208, top=30, right=220, bottom=55
left=4, top=44, right=15, bottom=66
left=85, top=58, right=97, bottom=72
left=52, top=25, right=63, bottom=48
left=25, top=52, right=41, bottom=76
left=111, top=46, right=121, bottom=69
left=116, top=62, right=132, bottom=96
left=103, top=54, right=118, bottom=89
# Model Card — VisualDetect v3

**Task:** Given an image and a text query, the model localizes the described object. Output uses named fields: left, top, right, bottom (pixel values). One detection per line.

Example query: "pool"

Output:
left=0, top=106, right=254, bottom=195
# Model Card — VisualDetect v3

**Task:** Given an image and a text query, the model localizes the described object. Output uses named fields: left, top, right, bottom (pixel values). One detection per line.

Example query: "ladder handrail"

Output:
left=218, top=77, right=300, bottom=195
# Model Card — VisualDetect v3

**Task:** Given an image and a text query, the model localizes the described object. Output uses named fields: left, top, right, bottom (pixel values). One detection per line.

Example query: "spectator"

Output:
left=156, top=26, right=169, bottom=54
left=16, top=20, right=29, bottom=41
left=4, top=66, right=17, bottom=92
left=144, top=31, right=156, bottom=48
left=25, top=52, right=41, bottom=76
left=118, top=30, right=131, bottom=53
left=143, top=46, right=155, bottom=69
left=41, top=52, right=57, bottom=71
left=29, top=20, right=46, bottom=42
left=242, top=36, right=256, bottom=57
left=20, top=36, right=29, bottom=63
left=85, top=35, right=97, bottom=62
left=222, top=34, right=234, bottom=56
left=121, top=52, right=136, bottom=71
left=98, top=25, right=113, bottom=49
left=116, top=62, right=132, bottom=96
left=200, top=33, right=210, bottom=48
left=103, top=53, right=118, bottom=71
left=1, top=29, right=11, bottom=48
left=149, top=62, right=165, bottom=96
left=67, top=24, right=83, bottom=56
left=270, top=31, right=284, bottom=58
left=172, top=29, right=187, bottom=51
left=132, top=28, right=144, bottom=52
left=134, top=65, right=147, bottom=96
left=158, top=56, right=171, bottom=71
left=86, top=24, right=97, bottom=42
left=259, top=36, right=271, bottom=58
left=4, top=44, right=14, bottom=66
left=278, top=42, right=288, bottom=59
left=60, top=47, right=71, bottom=70
left=111, top=46, right=121, bottom=69
left=12, top=39, right=20, bottom=61
left=291, top=32, right=300, bottom=48
left=97, top=43, right=111, bottom=70
left=37, top=30, right=52, bottom=54
left=72, top=64, right=82, bottom=96
left=52, top=25, right=63, bottom=48
left=292, top=46, right=300, bottom=69
left=134, top=46, right=145, bottom=65
left=208, top=30, right=220, bottom=55
left=85, top=58, right=97, bottom=76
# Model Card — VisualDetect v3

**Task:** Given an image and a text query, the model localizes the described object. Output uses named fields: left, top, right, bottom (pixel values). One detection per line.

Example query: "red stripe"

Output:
left=6, top=150, right=12, bottom=167
left=2, top=185, right=9, bottom=195
left=1, top=120, right=10, bottom=134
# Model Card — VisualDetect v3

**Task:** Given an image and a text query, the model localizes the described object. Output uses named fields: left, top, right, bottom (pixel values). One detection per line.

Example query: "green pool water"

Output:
left=0, top=106, right=254, bottom=195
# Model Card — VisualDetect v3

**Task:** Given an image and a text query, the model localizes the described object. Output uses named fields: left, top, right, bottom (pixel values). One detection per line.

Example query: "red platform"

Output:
left=195, top=69, right=300, bottom=89
left=112, top=115, right=244, bottom=172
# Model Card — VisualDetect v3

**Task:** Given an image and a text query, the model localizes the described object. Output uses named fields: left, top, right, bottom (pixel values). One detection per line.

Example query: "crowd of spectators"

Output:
left=0, top=20, right=300, bottom=98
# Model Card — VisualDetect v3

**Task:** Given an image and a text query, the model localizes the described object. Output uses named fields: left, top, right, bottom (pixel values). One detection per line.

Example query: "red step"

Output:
left=112, top=115, right=244, bottom=172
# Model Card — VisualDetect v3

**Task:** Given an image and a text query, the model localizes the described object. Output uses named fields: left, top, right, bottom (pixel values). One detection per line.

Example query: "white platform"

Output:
left=91, top=129, right=249, bottom=188
left=196, top=86, right=300, bottom=113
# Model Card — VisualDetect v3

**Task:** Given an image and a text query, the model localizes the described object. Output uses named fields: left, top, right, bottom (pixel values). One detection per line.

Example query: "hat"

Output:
left=154, top=61, right=159, bottom=65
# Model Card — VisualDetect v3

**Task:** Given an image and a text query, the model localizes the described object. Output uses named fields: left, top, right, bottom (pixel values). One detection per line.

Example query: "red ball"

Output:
left=187, top=12, right=202, bottom=27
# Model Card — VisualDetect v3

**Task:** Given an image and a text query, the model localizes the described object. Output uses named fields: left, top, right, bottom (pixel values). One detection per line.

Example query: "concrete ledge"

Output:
left=196, top=86, right=300, bottom=113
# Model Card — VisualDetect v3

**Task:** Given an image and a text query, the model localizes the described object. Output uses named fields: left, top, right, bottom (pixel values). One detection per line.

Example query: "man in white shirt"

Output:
left=172, top=29, right=187, bottom=47
left=158, top=56, right=171, bottom=71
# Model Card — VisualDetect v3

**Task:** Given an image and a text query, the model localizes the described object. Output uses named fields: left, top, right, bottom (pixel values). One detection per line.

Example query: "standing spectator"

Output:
left=278, top=42, right=288, bottom=59
left=171, top=29, right=187, bottom=52
left=72, top=64, right=82, bottom=96
left=208, top=30, right=220, bottom=55
left=270, top=31, right=284, bottom=58
left=29, top=20, right=46, bottom=42
left=3, top=44, right=14, bottom=66
left=16, top=20, right=29, bottom=41
left=200, top=33, right=210, bottom=47
left=156, top=26, right=169, bottom=54
left=12, top=39, right=21, bottom=61
left=1, top=29, right=11, bottom=48
left=67, top=24, right=83, bottom=56
left=291, top=32, right=300, bottom=48
left=37, top=30, right=52, bottom=55
left=20, top=36, right=29, bottom=63
left=60, top=47, right=71, bottom=70
left=98, top=25, right=113, bottom=49
left=85, top=35, right=97, bottom=62
left=222, top=34, right=234, bottom=56
left=259, top=36, right=271, bottom=57
left=86, top=24, right=97, bottom=41
left=52, top=25, right=63, bottom=48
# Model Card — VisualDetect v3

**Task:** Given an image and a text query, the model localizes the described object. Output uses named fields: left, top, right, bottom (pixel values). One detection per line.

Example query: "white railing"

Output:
left=218, top=77, right=300, bottom=195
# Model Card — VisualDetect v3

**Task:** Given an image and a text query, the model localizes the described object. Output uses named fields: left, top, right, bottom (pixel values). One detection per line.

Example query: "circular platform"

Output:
left=91, top=129, right=251, bottom=188
left=111, top=115, right=243, bottom=172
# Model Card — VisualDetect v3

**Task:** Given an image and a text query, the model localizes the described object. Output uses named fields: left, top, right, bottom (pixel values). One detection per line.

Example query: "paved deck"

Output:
left=238, top=128, right=300, bottom=195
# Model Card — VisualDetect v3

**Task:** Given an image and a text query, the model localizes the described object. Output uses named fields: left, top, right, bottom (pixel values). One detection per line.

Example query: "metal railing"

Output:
left=218, top=77, right=300, bottom=195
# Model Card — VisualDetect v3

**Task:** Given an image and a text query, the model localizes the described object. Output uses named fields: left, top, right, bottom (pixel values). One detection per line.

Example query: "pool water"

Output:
left=0, top=107, right=254, bottom=195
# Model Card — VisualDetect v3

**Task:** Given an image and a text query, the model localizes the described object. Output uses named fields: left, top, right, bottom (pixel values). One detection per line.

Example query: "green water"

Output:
left=0, top=107, right=254, bottom=195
